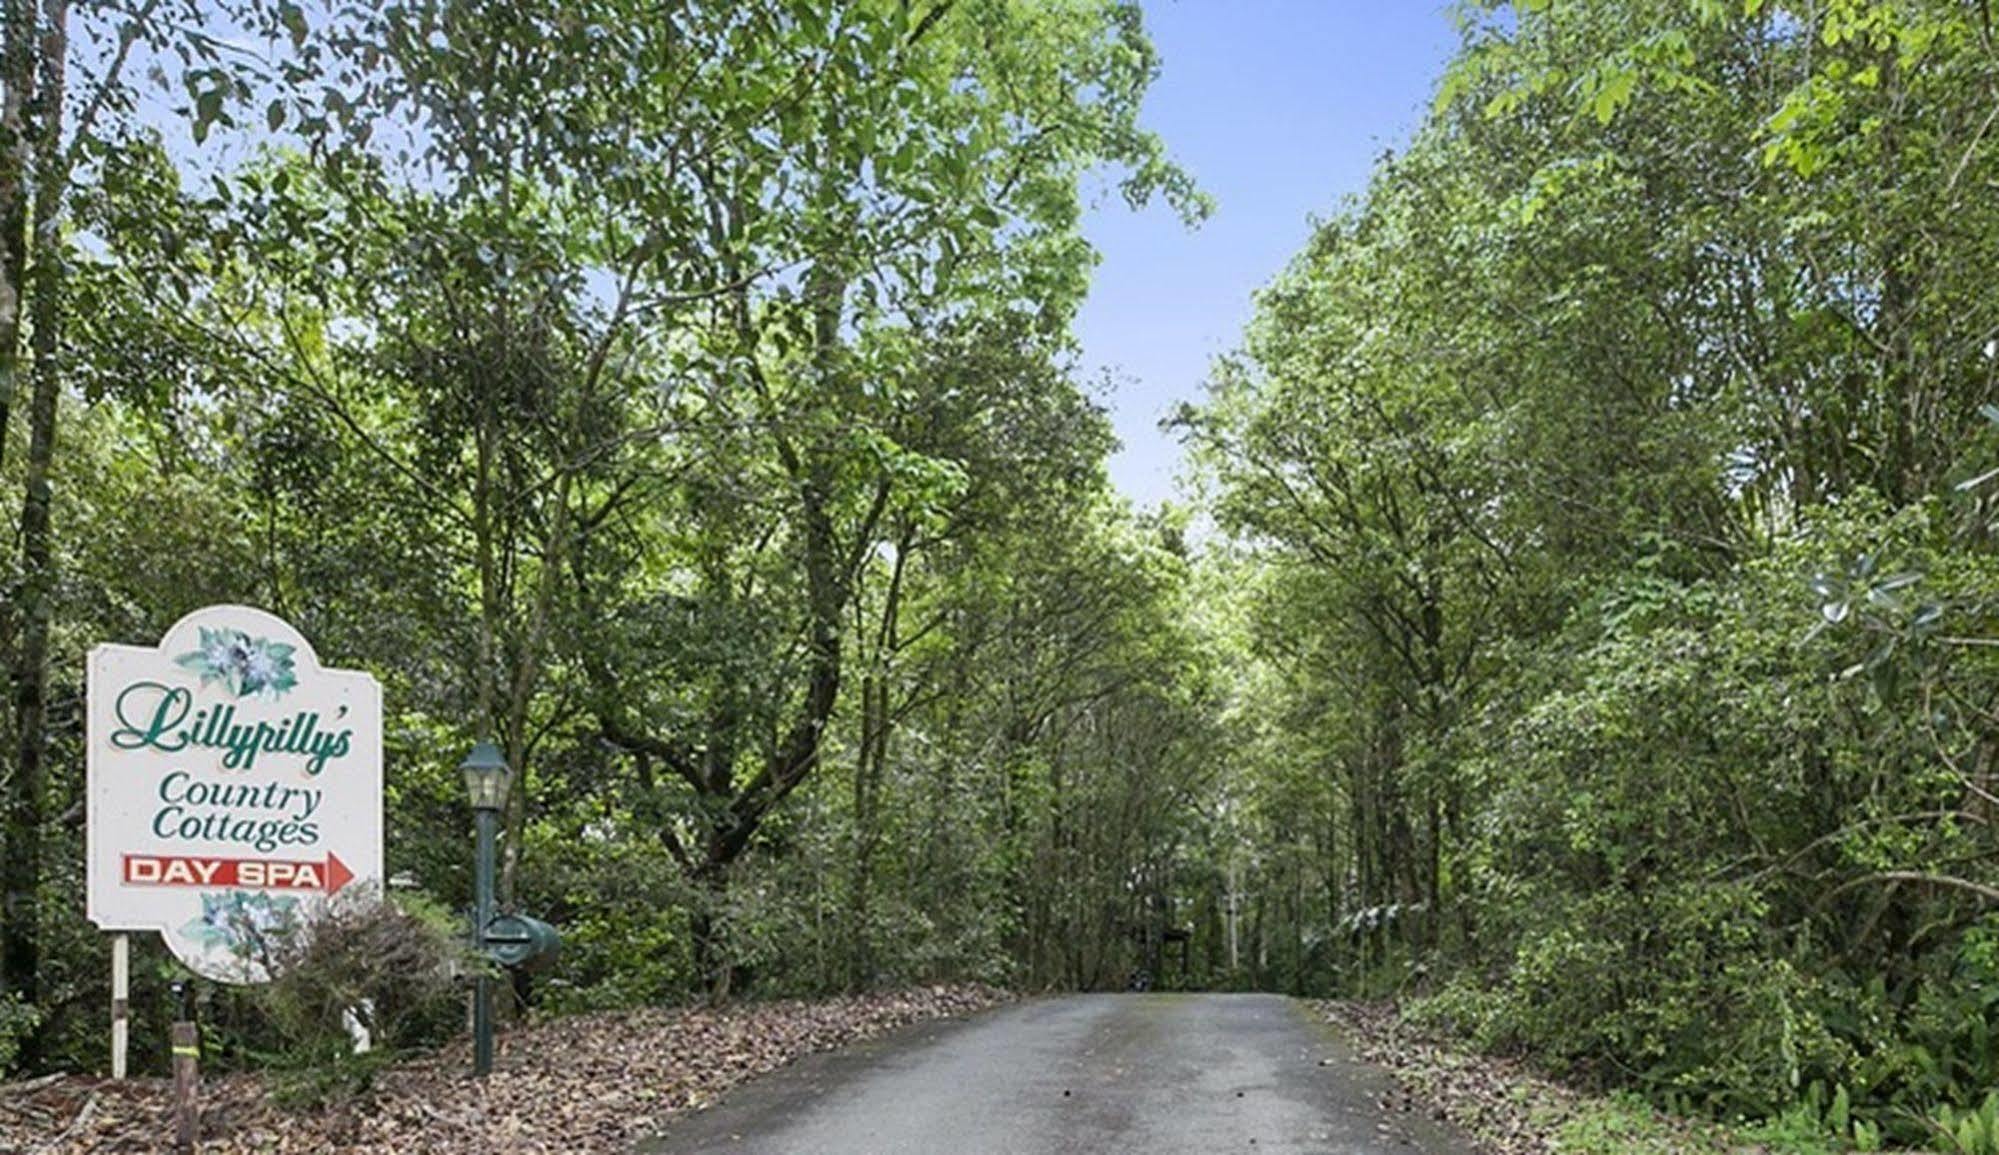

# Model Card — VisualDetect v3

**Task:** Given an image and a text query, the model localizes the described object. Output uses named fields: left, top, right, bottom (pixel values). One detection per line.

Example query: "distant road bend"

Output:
left=642, top=993, right=1475, bottom=1155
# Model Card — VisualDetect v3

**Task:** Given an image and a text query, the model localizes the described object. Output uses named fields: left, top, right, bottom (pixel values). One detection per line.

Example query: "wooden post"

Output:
left=171, top=983, right=198, bottom=1154
left=110, top=934, right=129, bottom=1079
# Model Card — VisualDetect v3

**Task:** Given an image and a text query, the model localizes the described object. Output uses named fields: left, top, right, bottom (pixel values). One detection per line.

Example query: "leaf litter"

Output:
left=1316, top=1000, right=1747, bottom=1155
left=0, top=984, right=1008, bottom=1154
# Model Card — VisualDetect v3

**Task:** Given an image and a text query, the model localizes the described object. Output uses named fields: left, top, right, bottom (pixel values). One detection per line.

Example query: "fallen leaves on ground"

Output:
left=1315, top=1000, right=1732, bottom=1155
left=0, top=984, right=1009, bottom=1154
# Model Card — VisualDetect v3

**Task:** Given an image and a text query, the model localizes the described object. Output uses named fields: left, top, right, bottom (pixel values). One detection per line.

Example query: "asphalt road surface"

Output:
left=640, top=993, right=1476, bottom=1155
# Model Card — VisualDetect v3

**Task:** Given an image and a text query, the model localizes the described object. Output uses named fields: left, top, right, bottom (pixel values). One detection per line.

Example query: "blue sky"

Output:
left=1076, top=1, right=1461, bottom=508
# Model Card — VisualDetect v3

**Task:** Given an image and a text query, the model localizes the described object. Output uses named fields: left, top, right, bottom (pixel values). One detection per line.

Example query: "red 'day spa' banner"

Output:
left=87, top=605, right=383, bottom=983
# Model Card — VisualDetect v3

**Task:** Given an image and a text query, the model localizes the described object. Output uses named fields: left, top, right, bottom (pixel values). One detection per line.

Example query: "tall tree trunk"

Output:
left=1, top=0, right=63, bottom=1049
left=688, top=865, right=732, bottom=1006
left=0, top=0, right=36, bottom=471
left=682, top=261, right=863, bottom=1002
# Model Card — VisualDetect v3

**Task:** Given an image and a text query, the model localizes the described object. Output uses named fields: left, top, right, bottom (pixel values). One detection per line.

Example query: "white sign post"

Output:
left=87, top=605, right=383, bottom=1015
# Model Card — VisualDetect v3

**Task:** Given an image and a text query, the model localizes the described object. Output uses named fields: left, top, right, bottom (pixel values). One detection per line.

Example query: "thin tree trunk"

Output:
left=849, top=526, right=911, bottom=988
left=498, top=471, right=570, bottom=906
left=848, top=668, right=883, bottom=986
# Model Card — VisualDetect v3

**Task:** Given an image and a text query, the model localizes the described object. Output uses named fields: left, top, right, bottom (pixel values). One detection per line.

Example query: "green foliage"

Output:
left=1196, top=0, right=1999, bottom=1143
left=1556, top=1092, right=1720, bottom=1155
left=1933, top=1093, right=1999, bottom=1155
left=1744, top=1082, right=1882, bottom=1154
left=0, top=0, right=1223, bottom=1081
left=16, top=8, right=1998, bottom=1152
left=0, top=993, right=37, bottom=1076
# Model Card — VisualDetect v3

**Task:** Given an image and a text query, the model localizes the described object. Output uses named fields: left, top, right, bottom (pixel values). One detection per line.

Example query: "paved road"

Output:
left=640, top=994, right=1475, bottom=1155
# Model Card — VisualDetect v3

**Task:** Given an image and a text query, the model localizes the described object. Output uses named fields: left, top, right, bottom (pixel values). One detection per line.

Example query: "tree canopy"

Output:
left=1187, top=0, right=1999, bottom=1143
left=6, top=2, right=1999, bottom=1149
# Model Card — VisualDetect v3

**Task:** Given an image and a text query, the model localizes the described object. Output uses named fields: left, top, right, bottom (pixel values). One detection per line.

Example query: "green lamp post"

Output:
left=460, top=741, right=511, bottom=1077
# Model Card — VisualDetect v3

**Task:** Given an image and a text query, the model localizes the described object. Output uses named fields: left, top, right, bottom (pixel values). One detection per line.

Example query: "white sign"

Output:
left=87, top=605, right=383, bottom=983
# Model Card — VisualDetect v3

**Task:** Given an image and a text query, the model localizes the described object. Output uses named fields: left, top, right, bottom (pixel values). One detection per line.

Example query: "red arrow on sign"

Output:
left=123, top=852, right=355, bottom=894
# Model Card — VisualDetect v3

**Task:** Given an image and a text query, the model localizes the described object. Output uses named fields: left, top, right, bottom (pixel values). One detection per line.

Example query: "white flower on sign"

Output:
left=174, top=627, right=299, bottom=699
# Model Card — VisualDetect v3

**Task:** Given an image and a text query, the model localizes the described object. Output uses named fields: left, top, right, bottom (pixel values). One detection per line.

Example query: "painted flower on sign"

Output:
left=179, top=891, right=300, bottom=957
left=174, top=628, right=299, bottom=699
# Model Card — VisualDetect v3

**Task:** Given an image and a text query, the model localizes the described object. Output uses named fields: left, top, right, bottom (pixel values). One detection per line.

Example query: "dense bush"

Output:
left=238, top=889, right=468, bottom=1104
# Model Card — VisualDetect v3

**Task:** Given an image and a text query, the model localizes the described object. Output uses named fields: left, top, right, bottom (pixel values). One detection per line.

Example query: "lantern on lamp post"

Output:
left=460, top=741, right=511, bottom=1077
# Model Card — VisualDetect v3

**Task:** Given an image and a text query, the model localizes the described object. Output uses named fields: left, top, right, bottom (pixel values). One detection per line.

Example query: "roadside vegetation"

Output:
left=2, top=2, right=1997, bottom=1153
left=0, top=0, right=1219, bottom=1085
left=1195, top=2, right=1999, bottom=1151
